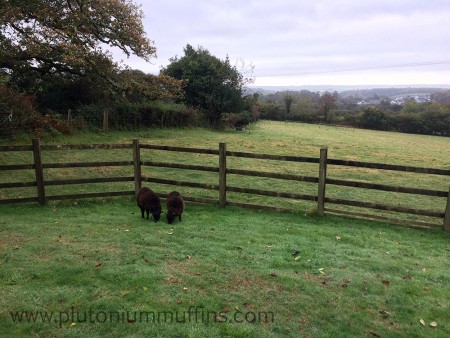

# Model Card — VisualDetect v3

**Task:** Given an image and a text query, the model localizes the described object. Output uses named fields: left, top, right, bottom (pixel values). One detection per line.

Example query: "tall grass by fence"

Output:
left=1, top=139, right=449, bottom=232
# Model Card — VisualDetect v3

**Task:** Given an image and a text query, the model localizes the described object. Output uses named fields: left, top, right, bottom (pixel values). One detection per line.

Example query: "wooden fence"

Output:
left=1, top=139, right=449, bottom=232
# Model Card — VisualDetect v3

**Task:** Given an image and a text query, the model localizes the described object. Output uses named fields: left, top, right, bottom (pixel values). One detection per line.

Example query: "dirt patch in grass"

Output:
left=0, top=233, right=27, bottom=250
left=163, top=259, right=209, bottom=286
left=224, top=269, right=284, bottom=294
left=303, top=272, right=335, bottom=287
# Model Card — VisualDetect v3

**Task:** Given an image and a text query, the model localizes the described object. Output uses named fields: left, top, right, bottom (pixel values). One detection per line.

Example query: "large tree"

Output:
left=319, top=91, right=337, bottom=123
left=0, top=0, right=156, bottom=91
left=163, top=44, right=248, bottom=127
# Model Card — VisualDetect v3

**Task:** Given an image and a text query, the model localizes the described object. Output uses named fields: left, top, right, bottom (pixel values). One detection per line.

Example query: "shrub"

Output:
left=31, top=113, right=71, bottom=138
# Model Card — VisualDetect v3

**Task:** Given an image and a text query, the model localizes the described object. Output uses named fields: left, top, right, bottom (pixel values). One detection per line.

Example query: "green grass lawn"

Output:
left=1, top=122, right=450, bottom=337
left=0, top=200, right=449, bottom=337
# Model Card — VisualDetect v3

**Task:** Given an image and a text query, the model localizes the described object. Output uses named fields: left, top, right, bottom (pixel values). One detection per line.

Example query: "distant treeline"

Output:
left=256, top=89, right=450, bottom=136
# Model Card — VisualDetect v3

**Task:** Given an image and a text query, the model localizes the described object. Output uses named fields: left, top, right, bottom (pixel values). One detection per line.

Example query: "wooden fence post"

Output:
left=132, top=139, right=142, bottom=198
left=32, top=138, right=46, bottom=205
left=444, top=186, right=450, bottom=232
left=317, top=147, right=328, bottom=216
left=219, top=142, right=227, bottom=207
left=103, top=110, right=109, bottom=132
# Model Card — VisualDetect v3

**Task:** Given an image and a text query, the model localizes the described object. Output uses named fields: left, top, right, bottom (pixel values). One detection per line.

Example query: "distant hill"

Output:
left=245, top=84, right=450, bottom=96
left=338, top=87, right=449, bottom=99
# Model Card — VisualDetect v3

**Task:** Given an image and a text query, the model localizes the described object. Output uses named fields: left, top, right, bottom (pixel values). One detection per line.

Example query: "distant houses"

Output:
left=357, top=94, right=430, bottom=106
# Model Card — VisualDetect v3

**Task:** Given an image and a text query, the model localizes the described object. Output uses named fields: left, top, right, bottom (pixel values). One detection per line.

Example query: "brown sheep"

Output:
left=136, top=187, right=162, bottom=222
left=166, top=191, right=184, bottom=224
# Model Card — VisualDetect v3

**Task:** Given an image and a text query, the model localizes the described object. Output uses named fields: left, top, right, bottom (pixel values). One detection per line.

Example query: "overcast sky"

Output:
left=118, top=0, right=450, bottom=87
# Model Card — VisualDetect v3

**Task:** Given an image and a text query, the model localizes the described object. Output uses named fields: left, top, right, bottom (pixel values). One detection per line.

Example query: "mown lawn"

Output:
left=0, top=200, right=449, bottom=337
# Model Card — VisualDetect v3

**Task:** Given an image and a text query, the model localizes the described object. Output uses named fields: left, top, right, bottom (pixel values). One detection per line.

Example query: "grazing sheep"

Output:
left=136, top=187, right=162, bottom=222
left=166, top=191, right=184, bottom=224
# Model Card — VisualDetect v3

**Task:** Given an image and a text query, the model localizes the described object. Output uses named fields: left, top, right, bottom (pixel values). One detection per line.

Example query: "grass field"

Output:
left=1, top=120, right=450, bottom=224
left=1, top=121, right=450, bottom=336
left=0, top=200, right=449, bottom=337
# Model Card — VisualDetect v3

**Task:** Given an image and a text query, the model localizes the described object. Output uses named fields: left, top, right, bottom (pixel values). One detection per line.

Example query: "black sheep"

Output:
left=136, top=187, right=162, bottom=222
left=166, top=191, right=184, bottom=224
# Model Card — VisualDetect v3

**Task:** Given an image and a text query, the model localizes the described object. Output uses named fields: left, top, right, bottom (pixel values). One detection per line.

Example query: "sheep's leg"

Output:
left=140, top=207, right=144, bottom=219
left=146, top=210, right=149, bottom=219
left=179, top=215, right=182, bottom=221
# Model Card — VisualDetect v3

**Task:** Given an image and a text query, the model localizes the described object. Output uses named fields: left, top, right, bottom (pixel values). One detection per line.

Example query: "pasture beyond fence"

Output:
left=0, top=139, right=449, bottom=232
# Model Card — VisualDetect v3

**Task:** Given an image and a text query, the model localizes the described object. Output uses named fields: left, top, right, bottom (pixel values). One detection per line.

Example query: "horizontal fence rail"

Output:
left=42, top=161, right=134, bottom=169
left=327, top=158, right=450, bottom=176
left=0, top=145, right=32, bottom=151
left=140, top=144, right=219, bottom=155
left=226, top=150, right=319, bottom=163
left=41, top=144, right=132, bottom=151
left=0, top=138, right=449, bottom=232
left=143, top=161, right=219, bottom=172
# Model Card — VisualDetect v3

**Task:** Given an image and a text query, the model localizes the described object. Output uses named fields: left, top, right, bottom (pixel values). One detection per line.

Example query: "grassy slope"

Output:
left=1, top=122, right=450, bottom=337
left=0, top=201, right=449, bottom=337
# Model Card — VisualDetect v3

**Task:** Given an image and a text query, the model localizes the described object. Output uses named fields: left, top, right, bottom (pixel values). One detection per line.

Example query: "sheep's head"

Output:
left=153, top=210, right=161, bottom=222
left=166, top=212, right=176, bottom=224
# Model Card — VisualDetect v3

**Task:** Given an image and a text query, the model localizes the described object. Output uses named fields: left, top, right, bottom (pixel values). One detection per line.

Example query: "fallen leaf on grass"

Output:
left=403, top=275, right=412, bottom=280
left=270, top=272, right=277, bottom=277
left=236, top=246, right=243, bottom=251
left=215, top=315, right=226, bottom=322
left=423, top=287, right=429, bottom=291
left=120, top=290, right=129, bottom=296
left=382, top=280, right=390, bottom=286
left=143, top=286, right=148, bottom=291
left=430, top=321, right=437, bottom=327
left=176, top=300, right=183, bottom=304
left=369, top=331, right=381, bottom=337
left=95, top=262, right=102, bottom=269
left=420, top=319, right=426, bottom=326
left=69, top=322, right=76, bottom=327
left=335, top=236, right=341, bottom=241
left=422, top=268, right=427, bottom=272
left=182, top=287, right=188, bottom=291
left=294, top=256, right=300, bottom=261
left=222, top=307, right=230, bottom=313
